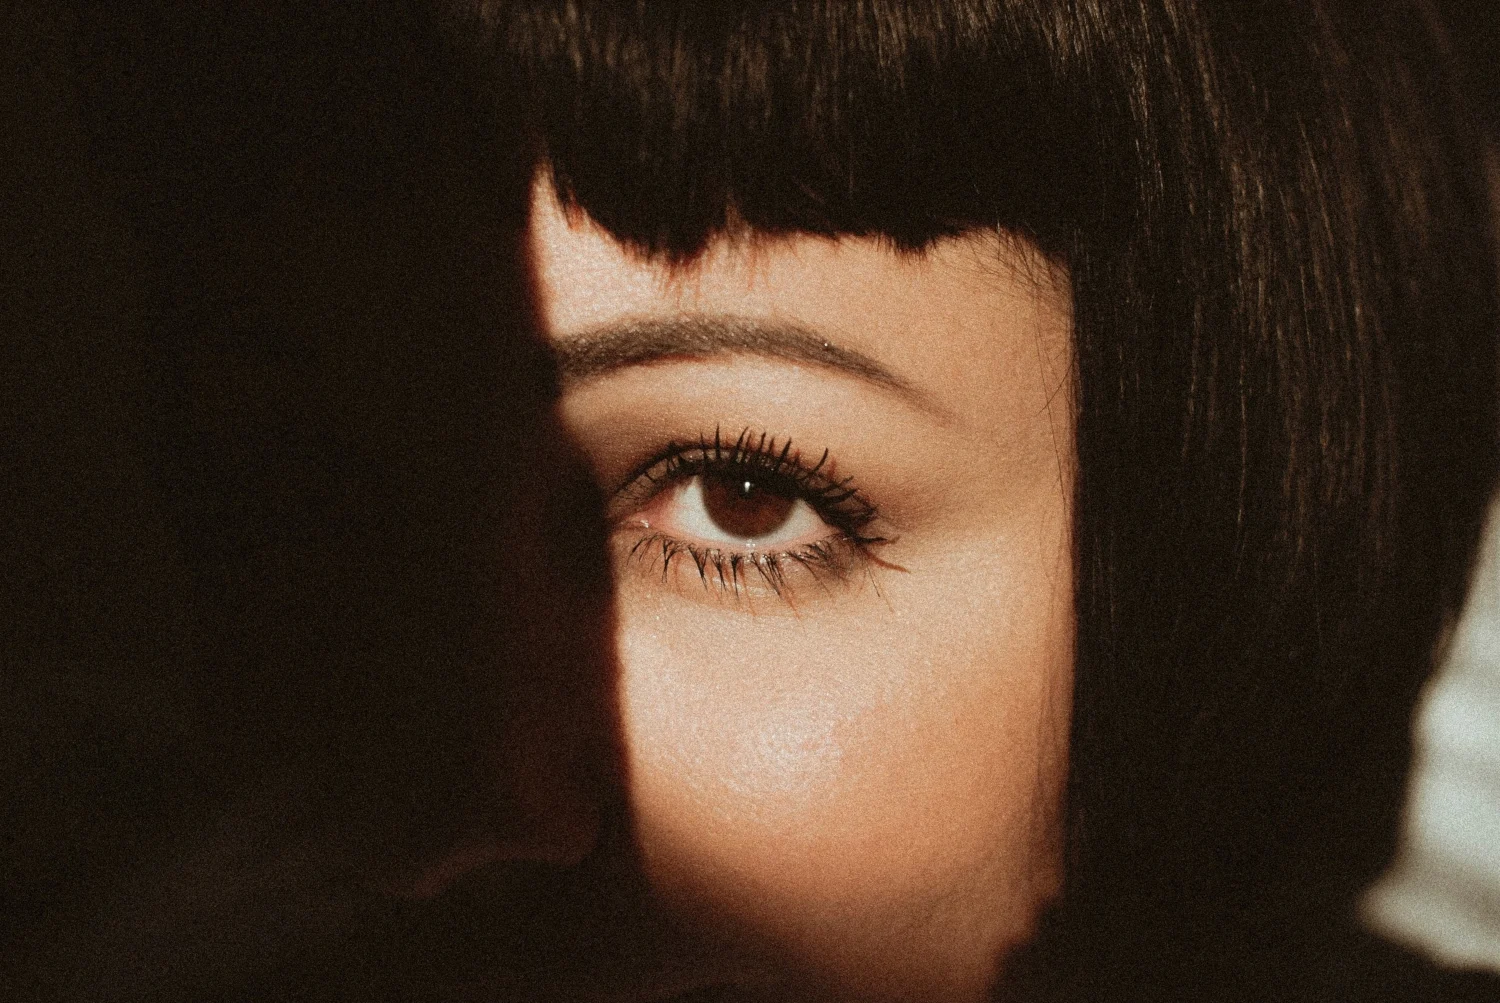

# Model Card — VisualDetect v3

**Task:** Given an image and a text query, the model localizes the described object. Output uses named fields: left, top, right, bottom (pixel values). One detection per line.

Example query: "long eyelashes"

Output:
left=612, top=426, right=889, bottom=601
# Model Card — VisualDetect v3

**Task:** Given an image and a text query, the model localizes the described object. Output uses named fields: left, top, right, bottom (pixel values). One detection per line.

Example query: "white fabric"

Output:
left=1363, top=495, right=1500, bottom=972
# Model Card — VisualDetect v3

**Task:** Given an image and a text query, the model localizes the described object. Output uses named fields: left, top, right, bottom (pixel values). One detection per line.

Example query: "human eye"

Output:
left=607, top=426, right=890, bottom=603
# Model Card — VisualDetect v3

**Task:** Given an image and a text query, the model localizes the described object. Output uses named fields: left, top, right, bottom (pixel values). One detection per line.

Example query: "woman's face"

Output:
left=420, top=180, right=1076, bottom=1001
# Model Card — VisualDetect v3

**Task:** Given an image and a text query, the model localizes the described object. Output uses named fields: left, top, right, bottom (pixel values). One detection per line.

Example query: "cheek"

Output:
left=613, top=552, right=1072, bottom=997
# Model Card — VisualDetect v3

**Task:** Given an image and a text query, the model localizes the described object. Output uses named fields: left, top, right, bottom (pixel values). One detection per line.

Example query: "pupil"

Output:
left=701, top=474, right=796, bottom=540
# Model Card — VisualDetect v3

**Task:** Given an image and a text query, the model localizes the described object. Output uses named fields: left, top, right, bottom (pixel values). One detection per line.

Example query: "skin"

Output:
left=412, top=178, right=1078, bottom=1001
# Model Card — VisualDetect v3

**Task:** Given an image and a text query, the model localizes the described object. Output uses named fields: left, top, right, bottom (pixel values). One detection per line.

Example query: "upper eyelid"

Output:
left=611, top=435, right=872, bottom=513
left=608, top=462, right=888, bottom=560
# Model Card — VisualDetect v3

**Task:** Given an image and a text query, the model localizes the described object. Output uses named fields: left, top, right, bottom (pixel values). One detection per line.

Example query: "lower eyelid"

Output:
left=610, top=525, right=872, bottom=603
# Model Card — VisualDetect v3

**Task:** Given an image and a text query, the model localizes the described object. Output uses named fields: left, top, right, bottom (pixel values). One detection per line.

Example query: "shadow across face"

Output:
left=7, top=7, right=805, bottom=999
left=1, top=5, right=680, bottom=999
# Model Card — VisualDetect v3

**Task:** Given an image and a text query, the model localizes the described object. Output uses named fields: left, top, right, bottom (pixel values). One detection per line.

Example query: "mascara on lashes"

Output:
left=608, top=426, right=890, bottom=600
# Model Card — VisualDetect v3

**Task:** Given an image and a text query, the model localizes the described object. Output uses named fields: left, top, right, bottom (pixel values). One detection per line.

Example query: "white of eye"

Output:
left=665, top=475, right=829, bottom=549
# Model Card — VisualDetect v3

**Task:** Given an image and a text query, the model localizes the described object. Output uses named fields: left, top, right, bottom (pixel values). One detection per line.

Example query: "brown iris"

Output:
left=700, top=473, right=797, bottom=539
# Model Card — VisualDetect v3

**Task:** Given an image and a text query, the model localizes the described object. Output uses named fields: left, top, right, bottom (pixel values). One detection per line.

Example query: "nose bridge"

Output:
left=384, top=173, right=622, bottom=893
left=399, top=411, right=617, bottom=897
left=496, top=406, right=615, bottom=766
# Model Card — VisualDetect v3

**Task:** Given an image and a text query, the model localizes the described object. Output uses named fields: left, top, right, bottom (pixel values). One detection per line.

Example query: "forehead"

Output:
left=525, top=177, right=1073, bottom=435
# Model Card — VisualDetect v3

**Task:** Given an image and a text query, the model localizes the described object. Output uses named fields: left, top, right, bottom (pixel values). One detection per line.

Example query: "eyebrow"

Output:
left=550, top=316, right=942, bottom=416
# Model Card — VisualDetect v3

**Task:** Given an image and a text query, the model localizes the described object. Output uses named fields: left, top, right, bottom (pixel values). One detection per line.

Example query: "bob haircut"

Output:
left=493, top=0, right=1499, bottom=995
left=4, top=1, right=1496, bottom=999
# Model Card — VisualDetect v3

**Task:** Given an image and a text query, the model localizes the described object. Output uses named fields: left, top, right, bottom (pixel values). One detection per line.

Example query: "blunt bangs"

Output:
left=495, top=0, right=1086, bottom=259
